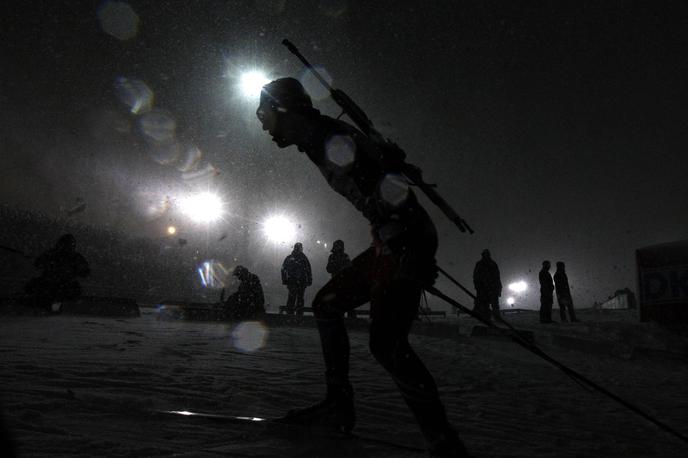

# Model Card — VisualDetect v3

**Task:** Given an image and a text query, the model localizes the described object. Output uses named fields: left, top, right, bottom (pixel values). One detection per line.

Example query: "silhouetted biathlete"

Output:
left=24, top=234, right=90, bottom=312
left=256, top=77, right=466, bottom=456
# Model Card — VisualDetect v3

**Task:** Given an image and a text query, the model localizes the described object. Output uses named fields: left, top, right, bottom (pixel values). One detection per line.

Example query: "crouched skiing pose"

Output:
left=257, top=78, right=468, bottom=456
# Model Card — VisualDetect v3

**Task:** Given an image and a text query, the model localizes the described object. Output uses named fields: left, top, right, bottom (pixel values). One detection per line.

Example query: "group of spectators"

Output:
left=220, top=239, right=352, bottom=320
left=473, top=249, right=578, bottom=324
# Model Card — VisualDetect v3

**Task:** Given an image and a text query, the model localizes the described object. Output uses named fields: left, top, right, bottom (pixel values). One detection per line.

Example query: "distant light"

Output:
left=506, top=297, right=515, bottom=306
left=167, top=226, right=177, bottom=235
left=180, top=192, right=223, bottom=223
left=262, top=215, right=296, bottom=244
left=508, top=281, right=528, bottom=294
left=239, top=71, right=270, bottom=98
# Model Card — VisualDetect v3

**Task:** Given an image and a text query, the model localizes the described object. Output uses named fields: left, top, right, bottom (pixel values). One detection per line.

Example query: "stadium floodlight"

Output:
left=262, top=215, right=296, bottom=244
left=167, top=226, right=177, bottom=235
left=506, top=297, right=516, bottom=306
left=239, top=70, right=270, bottom=99
left=180, top=192, right=223, bottom=223
left=508, top=280, right=528, bottom=294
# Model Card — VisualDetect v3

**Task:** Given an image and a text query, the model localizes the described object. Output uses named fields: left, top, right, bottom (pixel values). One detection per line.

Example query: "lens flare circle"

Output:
left=231, top=321, right=268, bottom=352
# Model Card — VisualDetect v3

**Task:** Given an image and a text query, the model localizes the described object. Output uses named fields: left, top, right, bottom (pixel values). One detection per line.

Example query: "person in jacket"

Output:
left=473, top=249, right=503, bottom=323
left=281, top=242, right=312, bottom=316
left=24, top=233, right=90, bottom=312
left=326, top=239, right=356, bottom=318
left=539, top=260, right=555, bottom=323
left=223, top=265, right=265, bottom=320
left=554, top=262, right=578, bottom=322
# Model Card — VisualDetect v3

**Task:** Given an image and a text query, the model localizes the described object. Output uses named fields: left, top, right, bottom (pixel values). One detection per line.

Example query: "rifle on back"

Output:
left=282, top=39, right=474, bottom=235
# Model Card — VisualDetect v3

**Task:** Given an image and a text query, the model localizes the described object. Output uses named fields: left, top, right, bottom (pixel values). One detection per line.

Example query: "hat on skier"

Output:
left=259, top=78, right=314, bottom=113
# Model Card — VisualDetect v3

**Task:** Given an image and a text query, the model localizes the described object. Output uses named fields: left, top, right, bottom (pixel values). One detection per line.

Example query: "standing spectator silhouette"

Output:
left=326, top=240, right=355, bottom=318
left=281, top=242, right=312, bottom=316
left=223, top=265, right=265, bottom=320
left=24, top=233, right=90, bottom=312
left=539, top=260, right=555, bottom=323
left=554, top=262, right=578, bottom=322
left=472, top=249, right=503, bottom=323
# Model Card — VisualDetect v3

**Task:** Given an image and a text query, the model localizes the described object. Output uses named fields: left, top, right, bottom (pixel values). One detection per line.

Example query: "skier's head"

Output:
left=481, top=248, right=491, bottom=259
left=233, top=265, right=249, bottom=281
left=542, top=260, right=551, bottom=270
left=56, top=233, right=76, bottom=252
left=556, top=261, right=565, bottom=270
left=293, top=242, right=303, bottom=253
left=257, top=78, right=318, bottom=148
left=332, top=239, right=344, bottom=253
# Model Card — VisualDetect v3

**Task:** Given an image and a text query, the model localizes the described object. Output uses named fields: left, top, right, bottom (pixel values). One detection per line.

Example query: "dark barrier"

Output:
left=636, top=240, right=688, bottom=323
left=60, top=296, right=140, bottom=317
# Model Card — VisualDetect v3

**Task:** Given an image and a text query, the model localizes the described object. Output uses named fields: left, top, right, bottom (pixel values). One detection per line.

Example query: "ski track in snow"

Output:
left=1, top=309, right=687, bottom=457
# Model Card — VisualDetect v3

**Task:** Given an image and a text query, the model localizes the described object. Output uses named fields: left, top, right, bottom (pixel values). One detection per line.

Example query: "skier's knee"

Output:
left=369, top=334, right=396, bottom=368
left=312, top=289, right=339, bottom=320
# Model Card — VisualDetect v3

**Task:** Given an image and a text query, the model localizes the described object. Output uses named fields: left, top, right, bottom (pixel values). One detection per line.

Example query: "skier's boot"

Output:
left=281, top=382, right=355, bottom=433
left=427, top=426, right=470, bottom=457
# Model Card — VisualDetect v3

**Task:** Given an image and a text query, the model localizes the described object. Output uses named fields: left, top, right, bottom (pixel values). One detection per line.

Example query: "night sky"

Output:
left=2, top=0, right=687, bottom=309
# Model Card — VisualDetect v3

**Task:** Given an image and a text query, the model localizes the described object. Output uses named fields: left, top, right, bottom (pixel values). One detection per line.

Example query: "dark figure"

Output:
left=257, top=78, right=467, bottom=456
left=326, top=240, right=356, bottom=318
left=223, top=265, right=265, bottom=320
left=472, top=249, right=502, bottom=323
left=539, top=260, right=555, bottom=323
left=281, top=242, right=312, bottom=316
left=554, top=262, right=578, bottom=322
left=24, top=234, right=90, bottom=312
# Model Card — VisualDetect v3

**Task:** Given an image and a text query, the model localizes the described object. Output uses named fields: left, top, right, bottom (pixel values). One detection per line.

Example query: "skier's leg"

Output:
left=284, top=249, right=374, bottom=430
left=369, top=279, right=468, bottom=455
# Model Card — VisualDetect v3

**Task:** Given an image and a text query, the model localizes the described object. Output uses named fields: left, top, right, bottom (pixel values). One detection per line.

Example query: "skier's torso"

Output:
left=303, top=115, right=437, bottom=255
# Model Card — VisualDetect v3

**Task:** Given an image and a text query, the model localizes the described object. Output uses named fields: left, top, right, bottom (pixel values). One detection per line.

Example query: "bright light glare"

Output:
left=240, top=71, right=270, bottom=98
left=508, top=281, right=528, bottom=294
left=167, top=226, right=176, bottom=235
left=180, top=192, right=223, bottom=223
left=506, top=297, right=515, bottom=305
left=263, top=215, right=296, bottom=244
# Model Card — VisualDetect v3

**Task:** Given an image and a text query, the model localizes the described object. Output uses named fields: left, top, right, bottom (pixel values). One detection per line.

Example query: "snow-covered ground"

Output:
left=1, top=306, right=687, bottom=457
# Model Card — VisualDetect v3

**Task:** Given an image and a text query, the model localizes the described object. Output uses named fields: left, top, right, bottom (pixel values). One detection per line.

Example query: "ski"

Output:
left=154, top=409, right=426, bottom=453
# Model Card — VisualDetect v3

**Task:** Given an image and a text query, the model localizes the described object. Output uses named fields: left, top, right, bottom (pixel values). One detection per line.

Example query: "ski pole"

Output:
left=425, top=282, right=688, bottom=446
